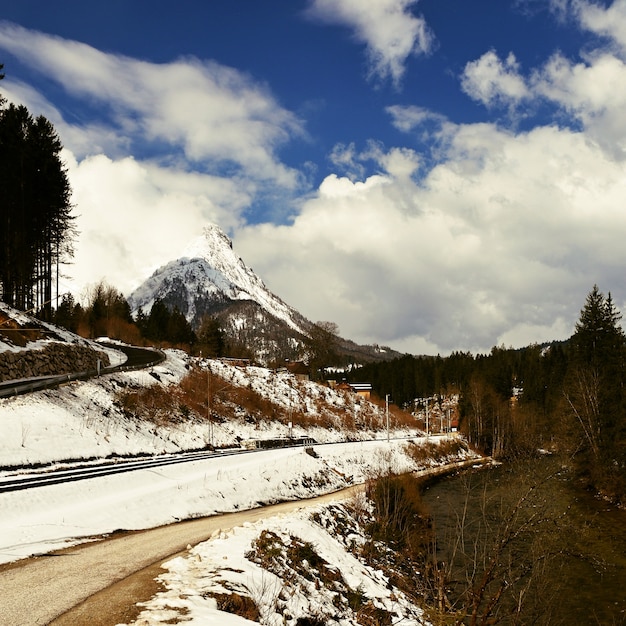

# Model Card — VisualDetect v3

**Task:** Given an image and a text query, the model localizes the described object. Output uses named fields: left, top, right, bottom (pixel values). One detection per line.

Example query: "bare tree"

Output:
left=429, top=463, right=569, bottom=625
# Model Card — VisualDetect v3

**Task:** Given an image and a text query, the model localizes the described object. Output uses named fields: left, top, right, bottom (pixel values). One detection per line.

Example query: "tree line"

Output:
left=347, top=285, right=626, bottom=502
left=0, top=73, right=75, bottom=320
left=54, top=281, right=225, bottom=356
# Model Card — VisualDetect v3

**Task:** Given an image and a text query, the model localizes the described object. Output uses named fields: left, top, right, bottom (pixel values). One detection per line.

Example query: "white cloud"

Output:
left=554, top=1, right=626, bottom=154
left=0, top=23, right=307, bottom=301
left=531, top=51, right=626, bottom=156
left=0, top=23, right=304, bottom=186
left=64, top=151, right=253, bottom=299
left=236, top=124, right=626, bottom=354
left=306, top=0, right=433, bottom=86
left=386, top=104, right=447, bottom=133
left=461, top=13, right=626, bottom=157
left=461, top=50, right=529, bottom=107
left=328, top=142, right=367, bottom=180
left=575, top=0, right=626, bottom=54
left=4, top=12, right=626, bottom=355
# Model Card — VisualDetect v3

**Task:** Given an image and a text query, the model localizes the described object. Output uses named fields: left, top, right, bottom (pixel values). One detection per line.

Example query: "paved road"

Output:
left=0, top=458, right=489, bottom=626
left=0, top=344, right=164, bottom=398
left=0, top=488, right=359, bottom=626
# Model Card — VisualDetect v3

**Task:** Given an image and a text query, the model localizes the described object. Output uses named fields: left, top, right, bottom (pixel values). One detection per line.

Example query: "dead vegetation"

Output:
left=226, top=473, right=443, bottom=625
left=208, top=592, right=260, bottom=622
left=403, top=438, right=469, bottom=465
left=114, top=363, right=416, bottom=438
left=245, top=529, right=396, bottom=625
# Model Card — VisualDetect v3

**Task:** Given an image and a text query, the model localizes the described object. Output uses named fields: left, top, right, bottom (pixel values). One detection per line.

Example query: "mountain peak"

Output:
left=127, top=223, right=400, bottom=365
left=128, top=223, right=309, bottom=345
left=182, top=224, right=234, bottom=261
left=179, top=225, right=266, bottom=297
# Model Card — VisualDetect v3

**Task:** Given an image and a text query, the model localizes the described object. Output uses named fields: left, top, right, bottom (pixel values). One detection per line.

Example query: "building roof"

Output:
left=348, top=383, right=372, bottom=391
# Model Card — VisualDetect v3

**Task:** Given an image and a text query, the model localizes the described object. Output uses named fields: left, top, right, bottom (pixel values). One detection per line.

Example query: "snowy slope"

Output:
left=0, top=347, right=472, bottom=566
left=127, top=224, right=309, bottom=335
left=0, top=336, right=476, bottom=625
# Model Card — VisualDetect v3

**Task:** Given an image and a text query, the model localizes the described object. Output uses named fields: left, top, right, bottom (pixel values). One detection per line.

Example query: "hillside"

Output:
left=0, top=307, right=479, bottom=625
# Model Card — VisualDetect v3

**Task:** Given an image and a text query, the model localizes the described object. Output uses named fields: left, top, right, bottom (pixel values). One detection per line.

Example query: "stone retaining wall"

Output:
left=0, top=343, right=111, bottom=383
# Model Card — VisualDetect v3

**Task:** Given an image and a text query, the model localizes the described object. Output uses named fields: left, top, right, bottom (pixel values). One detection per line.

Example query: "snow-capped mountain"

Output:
left=127, top=224, right=311, bottom=361
left=128, top=224, right=401, bottom=365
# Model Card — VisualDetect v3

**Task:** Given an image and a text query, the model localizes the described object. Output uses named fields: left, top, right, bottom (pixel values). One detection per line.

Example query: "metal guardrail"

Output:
left=0, top=346, right=166, bottom=399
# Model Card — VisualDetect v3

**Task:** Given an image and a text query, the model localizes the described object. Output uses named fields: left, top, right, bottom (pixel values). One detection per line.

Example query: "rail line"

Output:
left=0, top=437, right=322, bottom=494
left=0, top=448, right=249, bottom=493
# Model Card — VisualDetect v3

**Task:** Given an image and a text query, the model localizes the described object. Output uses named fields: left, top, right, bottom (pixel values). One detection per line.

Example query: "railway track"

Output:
left=0, top=447, right=249, bottom=493
left=0, top=437, right=321, bottom=494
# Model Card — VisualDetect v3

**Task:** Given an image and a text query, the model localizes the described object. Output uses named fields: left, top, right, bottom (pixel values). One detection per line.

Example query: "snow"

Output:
left=0, top=319, right=476, bottom=624
left=0, top=301, right=108, bottom=354
left=127, top=224, right=306, bottom=334
left=129, top=508, right=429, bottom=626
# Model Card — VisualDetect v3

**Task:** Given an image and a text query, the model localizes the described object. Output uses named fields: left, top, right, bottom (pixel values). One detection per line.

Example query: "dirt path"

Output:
left=0, top=487, right=360, bottom=626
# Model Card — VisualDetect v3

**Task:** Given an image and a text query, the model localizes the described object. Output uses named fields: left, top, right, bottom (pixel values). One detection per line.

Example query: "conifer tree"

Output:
left=566, top=285, right=626, bottom=498
left=55, top=292, right=79, bottom=333
left=197, top=315, right=225, bottom=357
left=0, top=91, right=74, bottom=316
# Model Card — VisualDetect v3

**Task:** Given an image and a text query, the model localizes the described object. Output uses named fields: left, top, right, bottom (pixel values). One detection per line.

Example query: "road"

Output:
left=0, top=343, right=164, bottom=398
left=0, top=487, right=359, bottom=626
left=0, top=457, right=489, bottom=626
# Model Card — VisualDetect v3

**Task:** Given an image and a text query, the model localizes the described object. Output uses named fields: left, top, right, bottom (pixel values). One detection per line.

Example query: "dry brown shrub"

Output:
left=356, top=600, right=393, bottom=626
left=403, top=438, right=467, bottom=465
left=368, top=395, right=415, bottom=429
left=209, top=592, right=260, bottom=621
left=116, top=363, right=417, bottom=438
left=364, top=472, right=432, bottom=561
left=116, top=383, right=186, bottom=426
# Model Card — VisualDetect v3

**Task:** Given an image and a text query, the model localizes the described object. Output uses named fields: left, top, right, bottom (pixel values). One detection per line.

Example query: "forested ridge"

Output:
left=347, top=285, right=626, bottom=502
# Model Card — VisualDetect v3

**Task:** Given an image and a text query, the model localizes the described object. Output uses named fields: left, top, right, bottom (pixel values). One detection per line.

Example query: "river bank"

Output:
left=421, top=455, right=626, bottom=625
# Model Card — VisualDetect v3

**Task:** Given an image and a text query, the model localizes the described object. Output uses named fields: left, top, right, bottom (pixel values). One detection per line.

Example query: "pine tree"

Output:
left=145, top=299, right=170, bottom=343
left=566, top=285, right=626, bottom=498
left=55, top=292, right=79, bottom=333
left=197, top=315, right=225, bottom=357
left=167, top=306, right=196, bottom=345
left=0, top=97, right=74, bottom=315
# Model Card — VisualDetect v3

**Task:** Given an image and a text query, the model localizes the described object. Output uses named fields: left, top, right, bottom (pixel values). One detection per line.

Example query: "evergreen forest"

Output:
left=346, top=285, right=626, bottom=502
left=0, top=75, right=75, bottom=320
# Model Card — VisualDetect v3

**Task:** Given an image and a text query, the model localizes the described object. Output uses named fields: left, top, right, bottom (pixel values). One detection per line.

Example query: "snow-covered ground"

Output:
left=127, top=500, right=432, bottom=626
left=0, top=337, right=477, bottom=625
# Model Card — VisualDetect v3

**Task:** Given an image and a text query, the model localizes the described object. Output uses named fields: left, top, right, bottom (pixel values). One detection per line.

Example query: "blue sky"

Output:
left=0, top=0, right=625, bottom=355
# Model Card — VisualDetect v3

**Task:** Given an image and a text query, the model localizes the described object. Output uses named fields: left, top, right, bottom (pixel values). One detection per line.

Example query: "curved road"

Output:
left=0, top=487, right=359, bottom=626
left=0, top=343, right=165, bottom=398
left=0, top=458, right=489, bottom=626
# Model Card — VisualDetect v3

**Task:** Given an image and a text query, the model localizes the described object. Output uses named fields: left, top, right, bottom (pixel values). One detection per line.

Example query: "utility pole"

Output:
left=386, top=394, right=390, bottom=442
left=207, top=367, right=213, bottom=449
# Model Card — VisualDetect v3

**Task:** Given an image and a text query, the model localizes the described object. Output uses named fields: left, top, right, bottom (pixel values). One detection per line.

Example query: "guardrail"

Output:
left=0, top=346, right=166, bottom=399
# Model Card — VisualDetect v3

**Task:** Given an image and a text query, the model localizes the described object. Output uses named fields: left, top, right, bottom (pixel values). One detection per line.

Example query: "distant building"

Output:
left=285, top=360, right=309, bottom=381
left=337, top=381, right=372, bottom=400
